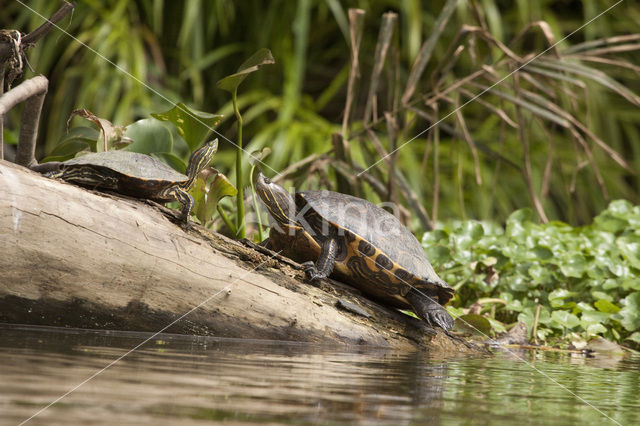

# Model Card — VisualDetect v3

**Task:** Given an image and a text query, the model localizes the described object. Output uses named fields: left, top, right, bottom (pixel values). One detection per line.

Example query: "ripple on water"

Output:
left=1, top=324, right=638, bottom=425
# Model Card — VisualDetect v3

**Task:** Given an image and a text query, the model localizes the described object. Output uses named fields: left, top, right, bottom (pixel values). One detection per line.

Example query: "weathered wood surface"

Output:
left=0, top=160, right=473, bottom=353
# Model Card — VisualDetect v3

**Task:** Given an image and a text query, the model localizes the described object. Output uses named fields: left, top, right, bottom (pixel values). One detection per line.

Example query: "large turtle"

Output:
left=255, top=172, right=454, bottom=330
left=45, top=139, right=218, bottom=228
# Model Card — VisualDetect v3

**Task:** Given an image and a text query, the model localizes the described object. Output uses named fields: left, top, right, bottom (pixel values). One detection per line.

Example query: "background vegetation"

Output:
left=3, top=0, right=640, bottom=347
left=4, top=0, right=640, bottom=227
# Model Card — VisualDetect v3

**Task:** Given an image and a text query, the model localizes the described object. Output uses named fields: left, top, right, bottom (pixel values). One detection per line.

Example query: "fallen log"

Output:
left=0, top=160, right=473, bottom=353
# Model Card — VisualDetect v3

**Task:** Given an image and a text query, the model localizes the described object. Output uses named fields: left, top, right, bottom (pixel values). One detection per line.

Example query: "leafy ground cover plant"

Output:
left=424, top=199, right=640, bottom=349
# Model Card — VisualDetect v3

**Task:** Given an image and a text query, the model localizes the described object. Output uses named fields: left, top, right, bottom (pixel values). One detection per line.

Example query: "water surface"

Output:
left=1, top=324, right=638, bottom=425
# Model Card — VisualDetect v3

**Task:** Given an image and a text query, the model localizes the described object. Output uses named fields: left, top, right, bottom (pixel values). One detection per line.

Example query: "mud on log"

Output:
left=0, top=160, right=472, bottom=353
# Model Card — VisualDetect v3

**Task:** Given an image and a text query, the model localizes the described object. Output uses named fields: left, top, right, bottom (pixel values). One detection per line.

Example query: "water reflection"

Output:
left=1, top=324, right=639, bottom=425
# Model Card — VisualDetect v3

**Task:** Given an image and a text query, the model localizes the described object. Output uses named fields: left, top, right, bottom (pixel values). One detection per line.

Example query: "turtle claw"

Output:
left=302, top=261, right=325, bottom=281
left=426, top=309, right=454, bottom=331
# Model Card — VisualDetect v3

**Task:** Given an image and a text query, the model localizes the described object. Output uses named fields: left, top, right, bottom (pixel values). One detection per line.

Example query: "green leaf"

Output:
left=551, top=310, right=581, bottom=329
left=124, top=118, right=173, bottom=154
left=617, top=235, right=640, bottom=269
left=548, top=289, right=576, bottom=307
left=594, top=299, right=621, bottom=313
left=151, top=103, right=223, bottom=151
left=626, top=332, right=640, bottom=344
left=586, top=323, right=608, bottom=335
left=559, top=253, right=587, bottom=278
left=612, top=292, right=640, bottom=332
left=454, top=314, right=492, bottom=336
left=216, top=48, right=275, bottom=93
left=580, top=310, right=611, bottom=330
left=194, top=171, right=238, bottom=227
left=505, top=208, right=532, bottom=239
left=154, top=152, right=187, bottom=174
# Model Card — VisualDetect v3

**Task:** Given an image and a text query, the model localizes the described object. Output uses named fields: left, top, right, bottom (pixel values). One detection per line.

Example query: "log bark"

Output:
left=0, top=160, right=474, bottom=353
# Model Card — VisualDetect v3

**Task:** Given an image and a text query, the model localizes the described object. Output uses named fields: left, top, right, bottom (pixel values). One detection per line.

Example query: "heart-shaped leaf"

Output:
left=124, top=118, right=173, bottom=154
left=152, top=103, right=223, bottom=151
left=42, top=127, right=101, bottom=162
left=193, top=169, right=238, bottom=227
left=216, top=48, right=275, bottom=93
left=248, top=147, right=272, bottom=166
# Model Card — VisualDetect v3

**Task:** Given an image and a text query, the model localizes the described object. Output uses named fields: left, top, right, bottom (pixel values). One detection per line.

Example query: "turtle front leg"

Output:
left=303, top=238, right=338, bottom=281
left=159, top=185, right=194, bottom=229
left=405, top=289, right=454, bottom=331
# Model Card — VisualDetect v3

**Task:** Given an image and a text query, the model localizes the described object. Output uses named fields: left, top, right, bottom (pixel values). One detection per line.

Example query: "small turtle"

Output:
left=45, top=139, right=218, bottom=227
left=255, top=172, right=454, bottom=330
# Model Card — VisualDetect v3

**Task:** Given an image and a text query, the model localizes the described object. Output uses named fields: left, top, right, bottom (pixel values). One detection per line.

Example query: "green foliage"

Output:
left=193, top=170, right=238, bottom=230
left=151, top=103, right=223, bottom=152
left=8, top=1, right=639, bottom=227
left=424, top=200, right=640, bottom=347
left=216, top=48, right=274, bottom=239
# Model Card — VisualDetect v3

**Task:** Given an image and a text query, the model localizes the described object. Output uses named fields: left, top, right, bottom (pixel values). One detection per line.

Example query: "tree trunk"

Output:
left=0, top=160, right=473, bottom=353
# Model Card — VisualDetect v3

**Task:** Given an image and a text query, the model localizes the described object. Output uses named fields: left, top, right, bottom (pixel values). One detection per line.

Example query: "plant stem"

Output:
left=217, top=205, right=237, bottom=235
left=232, top=89, right=246, bottom=238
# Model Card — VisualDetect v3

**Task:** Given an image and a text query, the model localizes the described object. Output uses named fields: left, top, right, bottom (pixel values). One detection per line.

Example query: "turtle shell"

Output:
left=297, top=191, right=453, bottom=304
left=60, top=151, right=187, bottom=197
left=63, top=151, right=187, bottom=182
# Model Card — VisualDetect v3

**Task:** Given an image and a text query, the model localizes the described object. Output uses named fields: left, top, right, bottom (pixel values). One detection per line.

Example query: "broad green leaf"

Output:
left=612, top=292, right=640, bottom=331
left=586, top=323, right=608, bottom=335
left=551, top=310, right=581, bottom=329
left=56, top=126, right=100, bottom=150
left=43, top=126, right=102, bottom=162
left=194, top=171, right=238, bottom=227
left=559, top=253, right=587, bottom=278
left=216, top=48, right=275, bottom=93
left=454, top=314, right=492, bottom=336
left=154, top=152, right=187, bottom=174
left=580, top=310, right=610, bottom=326
left=594, top=299, right=621, bottom=313
left=626, top=332, right=640, bottom=344
left=151, top=103, right=223, bottom=151
left=505, top=208, right=532, bottom=239
left=548, top=289, right=576, bottom=307
left=124, top=118, right=173, bottom=154
left=617, top=235, right=640, bottom=269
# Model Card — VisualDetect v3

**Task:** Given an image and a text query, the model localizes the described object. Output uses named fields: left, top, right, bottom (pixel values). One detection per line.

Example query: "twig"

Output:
left=363, top=12, right=396, bottom=126
left=332, top=133, right=356, bottom=195
left=402, top=0, right=458, bottom=105
left=513, top=73, right=549, bottom=223
left=341, top=8, right=365, bottom=137
left=0, top=1, right=74, bottom=63
left=532, top=303, right=542, bottom=344
left=0, top=75, right=48, bottom=167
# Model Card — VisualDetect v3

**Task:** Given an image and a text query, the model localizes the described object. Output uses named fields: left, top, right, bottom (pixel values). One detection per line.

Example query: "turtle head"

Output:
left=255, top=172, right=300, bottom=229
left=183, top=139, right=218, bottom=189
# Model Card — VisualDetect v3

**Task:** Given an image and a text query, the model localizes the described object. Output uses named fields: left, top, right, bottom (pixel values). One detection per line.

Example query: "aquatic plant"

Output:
left=424, top=199, right=640, bottom=348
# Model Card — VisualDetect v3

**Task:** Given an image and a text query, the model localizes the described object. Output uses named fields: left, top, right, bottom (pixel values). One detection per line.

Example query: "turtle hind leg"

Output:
left=405, top=289, right=454, bottom=331
left=158, top=185, right=194, bottom=229
left=303, top=238, right=338, bottom=281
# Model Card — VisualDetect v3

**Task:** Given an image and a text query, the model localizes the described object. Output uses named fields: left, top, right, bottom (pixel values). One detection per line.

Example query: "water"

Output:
left=1, top=324, right=639, bottom=425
